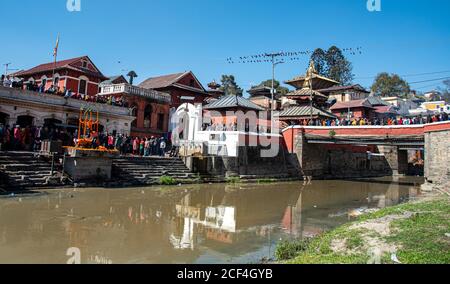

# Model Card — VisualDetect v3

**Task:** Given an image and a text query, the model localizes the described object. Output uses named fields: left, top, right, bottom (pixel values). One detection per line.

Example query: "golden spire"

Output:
left=303, top=60, right=317, bottom=89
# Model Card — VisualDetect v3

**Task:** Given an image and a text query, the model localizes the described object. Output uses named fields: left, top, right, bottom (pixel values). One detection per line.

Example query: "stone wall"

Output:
left=424, top=128, right=450, bottom=189
left=186, top=145, right=295, bottom=179
left=293, top=132, right=398, bottom=179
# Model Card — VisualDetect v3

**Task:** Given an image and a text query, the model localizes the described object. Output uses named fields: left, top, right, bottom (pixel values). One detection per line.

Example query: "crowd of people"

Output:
left=1, top=75, right=128, bottom=107
left=0, top=123, right=171, bottom=157
left=94, top=134, right=169, bottom=157
left=0, top=124, right=74, bottom=152
left=296, top=113, right=450, bottom=127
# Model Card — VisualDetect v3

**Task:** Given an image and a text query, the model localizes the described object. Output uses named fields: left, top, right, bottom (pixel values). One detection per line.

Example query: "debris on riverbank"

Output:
left=276, top=194, right=450, bottom=264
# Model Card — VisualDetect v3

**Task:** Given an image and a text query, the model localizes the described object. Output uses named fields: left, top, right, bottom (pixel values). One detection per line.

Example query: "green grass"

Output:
left=226, top=176, right=241, bottom=184
left=277, top=197, right=450, bottom=264
left=159, top=176, right=177, bottom=186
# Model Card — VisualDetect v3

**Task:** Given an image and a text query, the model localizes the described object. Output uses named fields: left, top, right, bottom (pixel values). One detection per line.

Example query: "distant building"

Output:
left=247, top=85, right=279, bottom=110
left=330, top=96, right=397, bottom=120
left=15, top=56, right=108, bottom=99
left=319, top=84, right=370, bottom=103
left=330, top=99, right=374, bottom=119
left=423, top=90, right=442, bottom=101
left=420, top=101, right=447, bottom=112
left=206, top=80, right=224, bottom=99
left=381, top=96, right=420, bottom=116
left=139, top=71, right=209, bottom=109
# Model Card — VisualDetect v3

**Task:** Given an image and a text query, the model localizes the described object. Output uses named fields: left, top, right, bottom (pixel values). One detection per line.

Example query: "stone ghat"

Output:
left=0, top=152, right=69, bottom=191
left=107, top=156, right=197, bottom=187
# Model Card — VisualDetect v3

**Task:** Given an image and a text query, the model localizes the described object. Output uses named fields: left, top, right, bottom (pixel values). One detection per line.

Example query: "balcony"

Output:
left=0, top=86, right=131, bottom=117
left=99, top=83, right=171, bottom=104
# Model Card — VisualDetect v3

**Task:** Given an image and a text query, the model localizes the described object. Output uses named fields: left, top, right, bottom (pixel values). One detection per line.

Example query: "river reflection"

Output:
left=0, top=179, right=423, bottom=264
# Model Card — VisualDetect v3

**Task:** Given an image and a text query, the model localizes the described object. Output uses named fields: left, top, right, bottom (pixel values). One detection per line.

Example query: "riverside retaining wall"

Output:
left=423, top=122, right=450, bottom=189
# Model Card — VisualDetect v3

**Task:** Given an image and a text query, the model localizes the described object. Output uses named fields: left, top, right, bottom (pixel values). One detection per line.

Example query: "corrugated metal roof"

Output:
left=285, top=88, right=328, bottom=99
left=277, top=105, right=337, bottom=118
left=319, top=84, right=370, bottom=94
left=367, top=96, right=389, bottom=106
left=330, top=99, right=374, bottom=110
left=203, top=95, right=264, bottom=111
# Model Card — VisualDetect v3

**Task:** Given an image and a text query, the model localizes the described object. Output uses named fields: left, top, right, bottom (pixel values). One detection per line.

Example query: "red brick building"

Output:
left=15, top=56, right=107, bottom=99
left=138, top=71, right=209, bottom=108
left=98, top=83, right=171, bottom=138
left=330, top=99, right=374, bottom=119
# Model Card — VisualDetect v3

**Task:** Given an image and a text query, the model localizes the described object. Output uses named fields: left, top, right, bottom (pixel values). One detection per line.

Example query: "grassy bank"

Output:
left=276, top=195, right=450, bottom=264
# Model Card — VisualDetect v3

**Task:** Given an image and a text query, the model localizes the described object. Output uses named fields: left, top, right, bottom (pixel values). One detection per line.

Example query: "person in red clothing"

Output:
left=107, top=134, right=114, bottom=149
left=13, top=125, right=22, bottom=150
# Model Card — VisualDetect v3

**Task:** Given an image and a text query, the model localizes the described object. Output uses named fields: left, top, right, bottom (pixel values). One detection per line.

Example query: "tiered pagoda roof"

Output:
left=283, top=61, right=339, bottom=102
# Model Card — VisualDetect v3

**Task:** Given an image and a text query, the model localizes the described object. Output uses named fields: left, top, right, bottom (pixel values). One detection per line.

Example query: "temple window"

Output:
left=157, top=113, right=164, bottom=130
left=144, top=105, right=152, bottom=128
left=131, top=104, right=138, bottom=128
left=79, top=79, right=87, bottom=95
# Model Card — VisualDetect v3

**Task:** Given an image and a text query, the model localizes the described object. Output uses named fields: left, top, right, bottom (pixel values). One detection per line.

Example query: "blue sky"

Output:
left=1, top=0, right=450, bottom=95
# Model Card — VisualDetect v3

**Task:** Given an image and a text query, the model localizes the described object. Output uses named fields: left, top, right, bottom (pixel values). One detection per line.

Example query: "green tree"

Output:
left=371, top=73, right=411, bottom=98
left=309, top=46, right=354, bottom=85
left=220, top=75, right=243, bottom=96
left=437, top=79, right=450, bottom=103
left=258, top=79, right=290, bottom=96
left=325, top=46, right=354, bottom=85
left=310, top=48, right=327, bottom=76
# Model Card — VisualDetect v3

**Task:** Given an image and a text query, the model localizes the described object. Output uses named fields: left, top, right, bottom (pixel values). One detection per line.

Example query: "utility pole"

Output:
left=266, top=53, right=284, bottom=132
left=310, top=78, right=313, bottom=123
left=3, top=63, right=12, bottom=76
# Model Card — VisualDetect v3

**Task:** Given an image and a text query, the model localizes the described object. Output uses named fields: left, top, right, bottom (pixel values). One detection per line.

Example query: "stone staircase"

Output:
left=110, top=156, right=197, bottom=186
left=0, top=152, right=69, bottom=190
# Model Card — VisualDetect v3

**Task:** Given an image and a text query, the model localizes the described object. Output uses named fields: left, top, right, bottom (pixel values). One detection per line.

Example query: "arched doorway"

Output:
left=0, top=112, right=9, bottom=126
left=144, top=104, right=152, bottom=128
left=178, top=111, right=190, bottom=140
left=131, top=104, right=138, bottom=128
left=16, top=115, right=34, bottom=128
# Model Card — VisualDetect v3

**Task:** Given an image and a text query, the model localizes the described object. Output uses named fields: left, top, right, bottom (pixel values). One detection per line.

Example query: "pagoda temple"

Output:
left=247, top=85, right=280, bottom=110
left=206, top=80, right=224, bottom=99
left=277, top=61, right=338, bottom=126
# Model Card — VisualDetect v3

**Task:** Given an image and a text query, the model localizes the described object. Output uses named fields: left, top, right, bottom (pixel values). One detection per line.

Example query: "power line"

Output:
left=409, top=76, right=450, bottom=85
left=355, top=70, right=450, bottom=80
left=414, top=83, right=443, bottom=90
left=226, top=47, right=363, bottom=65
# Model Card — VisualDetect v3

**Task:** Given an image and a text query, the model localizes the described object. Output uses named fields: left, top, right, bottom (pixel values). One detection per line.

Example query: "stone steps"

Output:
left=0, top=151, right=68, bottom=190
left=111, top=157, right=195, bottom=185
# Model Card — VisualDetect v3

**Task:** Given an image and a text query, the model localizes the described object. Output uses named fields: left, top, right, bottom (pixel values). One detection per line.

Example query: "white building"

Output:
left=0, top=86, right=134, bottom=135
left=381, top=96, right=421, bottom=116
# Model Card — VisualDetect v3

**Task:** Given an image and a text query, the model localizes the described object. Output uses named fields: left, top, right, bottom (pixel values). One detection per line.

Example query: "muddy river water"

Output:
left=0, top=178, right=424, bottom=264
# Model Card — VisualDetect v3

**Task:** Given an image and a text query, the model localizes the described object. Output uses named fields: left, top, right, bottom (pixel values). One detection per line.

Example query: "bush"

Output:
left=329, top=130, right=337, bottom=139
left=159, top=176, right=177, bottom=185
left=226, top=176, right=241, bottom=184
left=275, top=239, right=312, bottom=261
